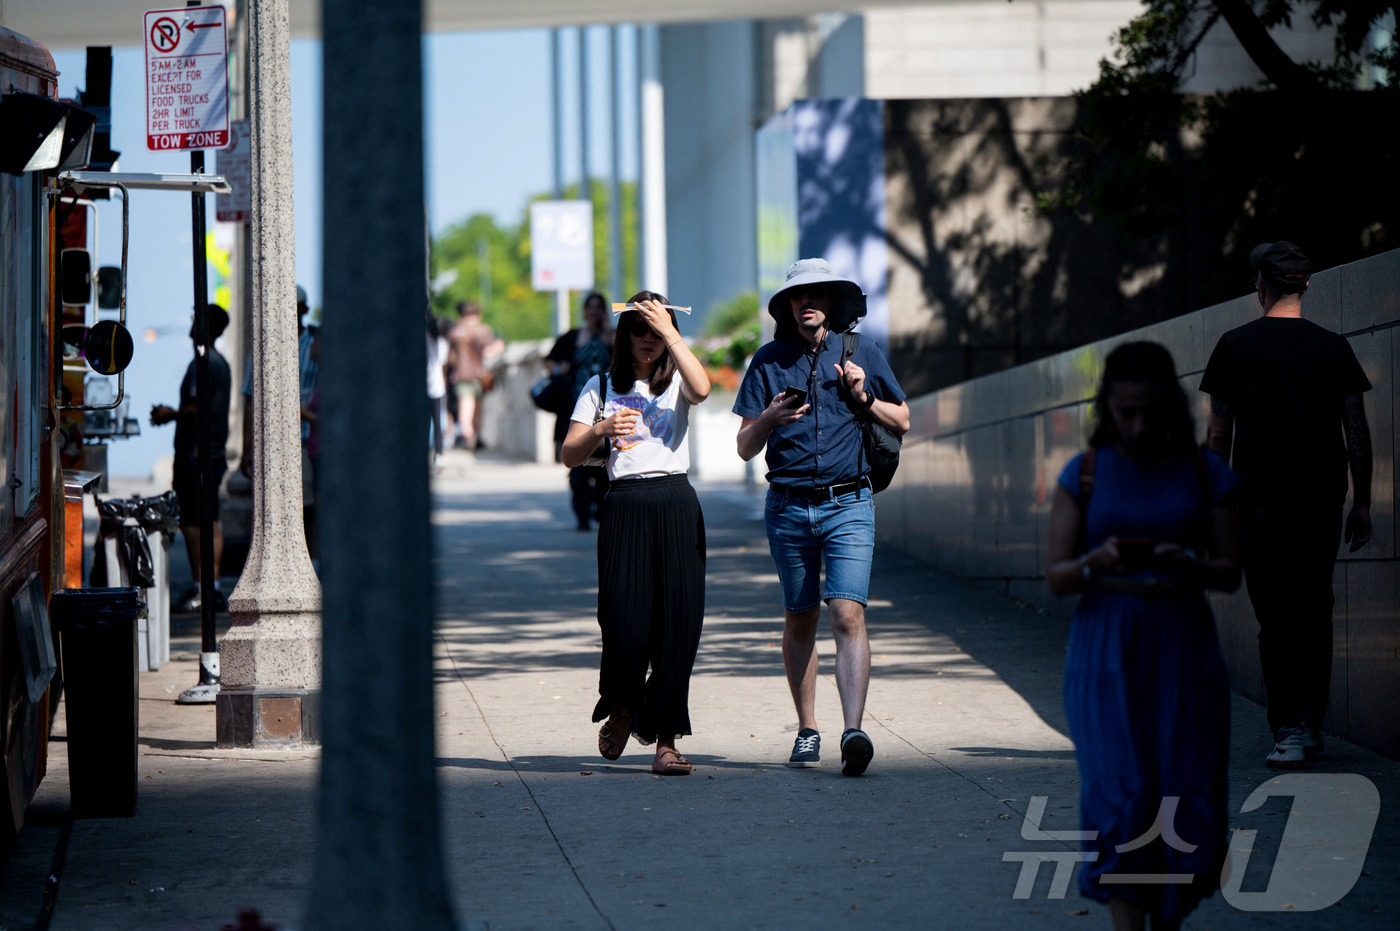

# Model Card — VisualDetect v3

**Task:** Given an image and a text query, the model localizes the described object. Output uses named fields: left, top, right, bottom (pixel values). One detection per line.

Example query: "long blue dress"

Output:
left=1058, top=446, right=1240, bottom=920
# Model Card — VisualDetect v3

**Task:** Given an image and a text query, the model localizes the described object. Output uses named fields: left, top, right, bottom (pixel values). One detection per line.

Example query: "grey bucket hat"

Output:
left=768, top=258, right=867, bottom=335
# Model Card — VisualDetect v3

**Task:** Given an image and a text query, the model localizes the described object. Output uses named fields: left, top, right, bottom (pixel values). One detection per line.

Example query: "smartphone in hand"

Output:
left=1117, top=537, right=1153, bottom=567
left=781, top=386, right=808, bottom=408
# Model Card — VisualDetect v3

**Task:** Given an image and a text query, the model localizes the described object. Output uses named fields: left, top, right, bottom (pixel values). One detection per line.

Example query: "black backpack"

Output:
left=840, top=332, right=902, bottom=493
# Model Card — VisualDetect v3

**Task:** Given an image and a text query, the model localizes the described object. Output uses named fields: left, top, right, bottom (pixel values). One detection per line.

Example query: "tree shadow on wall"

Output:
left=882, top=98, right=1185, bottom=400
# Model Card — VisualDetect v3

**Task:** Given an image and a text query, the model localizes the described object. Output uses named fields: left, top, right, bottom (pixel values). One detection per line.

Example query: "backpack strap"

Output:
left=1075, top=447, right=1098, bottom=555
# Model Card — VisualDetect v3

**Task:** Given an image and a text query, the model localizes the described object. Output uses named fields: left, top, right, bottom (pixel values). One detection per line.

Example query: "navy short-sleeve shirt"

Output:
left=733, top=331, right=905, bottom=486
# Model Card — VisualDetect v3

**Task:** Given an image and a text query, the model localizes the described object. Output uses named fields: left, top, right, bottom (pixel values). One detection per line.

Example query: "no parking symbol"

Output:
left=149, top=16, right=180, bottom=53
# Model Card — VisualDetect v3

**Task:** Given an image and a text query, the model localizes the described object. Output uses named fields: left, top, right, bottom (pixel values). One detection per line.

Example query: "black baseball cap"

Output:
left=1249, top=241, right=1311, bottom=293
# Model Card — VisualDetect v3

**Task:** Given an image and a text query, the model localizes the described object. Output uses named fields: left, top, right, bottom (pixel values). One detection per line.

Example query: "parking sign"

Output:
left=144, top=5, right=229, bottom=151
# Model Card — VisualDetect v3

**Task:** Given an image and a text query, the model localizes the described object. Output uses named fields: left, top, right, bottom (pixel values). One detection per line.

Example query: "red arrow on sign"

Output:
left=187, top=21, right=219, bottom=30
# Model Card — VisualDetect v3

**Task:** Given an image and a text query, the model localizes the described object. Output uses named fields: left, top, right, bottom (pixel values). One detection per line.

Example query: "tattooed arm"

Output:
left=1342, top=393, right=1373, bottom=551
left=1206, top=396, right=1234, bottom=460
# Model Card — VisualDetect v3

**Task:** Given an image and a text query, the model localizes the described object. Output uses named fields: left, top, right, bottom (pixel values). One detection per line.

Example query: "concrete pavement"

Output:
left=1, top=450, right=1397, bottom=929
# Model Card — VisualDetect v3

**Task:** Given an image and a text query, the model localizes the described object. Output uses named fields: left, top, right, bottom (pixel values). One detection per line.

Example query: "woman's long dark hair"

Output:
left=610, top=290, right=679, bottom=396
left=1088, top=341, right=1197, bottom=458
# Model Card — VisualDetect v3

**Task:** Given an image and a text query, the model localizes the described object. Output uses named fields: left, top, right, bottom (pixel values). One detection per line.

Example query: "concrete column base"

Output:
left=216, top=686, right=320, bottom=748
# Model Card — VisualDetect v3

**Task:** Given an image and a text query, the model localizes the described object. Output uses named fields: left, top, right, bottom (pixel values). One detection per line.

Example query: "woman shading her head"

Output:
left=559, top=289, right=713, bottom=776
left=609, top=290, right=680, bottom=396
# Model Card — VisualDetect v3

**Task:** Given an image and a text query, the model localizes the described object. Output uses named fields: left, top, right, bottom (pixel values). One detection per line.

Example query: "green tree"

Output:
left=1041, top=1, right=1396, bottom=262
left=431, top=179, right=641, bottom=342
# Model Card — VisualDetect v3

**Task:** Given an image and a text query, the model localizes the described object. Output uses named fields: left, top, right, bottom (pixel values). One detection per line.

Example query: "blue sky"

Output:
left=52, top=26, right=638, bottom=477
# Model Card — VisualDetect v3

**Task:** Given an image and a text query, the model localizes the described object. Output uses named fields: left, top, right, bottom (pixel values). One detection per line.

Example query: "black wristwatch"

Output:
left=858, top=389, right=876, bottom=410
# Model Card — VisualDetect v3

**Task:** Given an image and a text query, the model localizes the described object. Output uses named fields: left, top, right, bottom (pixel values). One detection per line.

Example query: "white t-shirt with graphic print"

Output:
left=569, top=374, right=691, bottom=480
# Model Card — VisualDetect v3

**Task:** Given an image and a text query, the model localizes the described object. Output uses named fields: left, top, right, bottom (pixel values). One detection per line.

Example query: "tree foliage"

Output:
left=1041, top=0, right=1396, bottom=246
left=430, top=179, right=639, bottom=342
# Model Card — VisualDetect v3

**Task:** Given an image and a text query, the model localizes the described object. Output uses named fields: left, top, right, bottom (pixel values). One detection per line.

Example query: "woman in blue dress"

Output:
left=1046, top=342, right=1243, bottom=930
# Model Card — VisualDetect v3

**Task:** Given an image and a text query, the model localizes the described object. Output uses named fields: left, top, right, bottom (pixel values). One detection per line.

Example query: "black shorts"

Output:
left=172, top=455, right=227, bottom=526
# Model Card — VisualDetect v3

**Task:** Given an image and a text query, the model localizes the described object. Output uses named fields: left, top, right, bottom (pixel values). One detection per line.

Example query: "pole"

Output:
left=179, top=0, right=219, bottom=706
left=307, top=0, right=455, bottom=925
left=550, top=28, right=569, bottom=336
left=579, top=25, right=591, bottom=202
left=608, top=25, right=623, bottom=302
left=639, top=24, right=668, bottom=296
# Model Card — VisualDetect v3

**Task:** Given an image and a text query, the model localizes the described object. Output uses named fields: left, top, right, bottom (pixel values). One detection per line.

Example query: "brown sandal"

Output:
left=651, top=747, right=692, bottom=776
left=598, top=712, right=631, bottom=761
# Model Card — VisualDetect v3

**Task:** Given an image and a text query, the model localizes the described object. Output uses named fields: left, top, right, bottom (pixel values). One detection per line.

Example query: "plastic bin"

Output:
left=51, top=587, right=146, bottom=818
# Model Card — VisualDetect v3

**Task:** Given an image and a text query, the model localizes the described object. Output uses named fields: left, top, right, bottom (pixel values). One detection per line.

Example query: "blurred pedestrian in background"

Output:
left=448, top=301, right=503, bottom=451
left=151, top=304, right=232, bottom=613
left=563, top=294, right=710, bottom=775
left=1046, top=341, right=1243, bottom=931
left=426, top=314, right=450, bottom=463
left=239, top=284, right=318, bottom=556
left=1201, top=241, right=1373, bottom=769
left=547, top=291, right=614, bottom=530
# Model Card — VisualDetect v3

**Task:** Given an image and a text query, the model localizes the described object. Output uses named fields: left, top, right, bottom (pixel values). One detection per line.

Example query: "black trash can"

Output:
left=51, top=588, right=146, bottom=818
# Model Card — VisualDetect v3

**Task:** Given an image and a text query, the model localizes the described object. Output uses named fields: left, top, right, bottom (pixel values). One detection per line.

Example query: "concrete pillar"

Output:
left=216, top=0, right=322, bottom=748
left=305, top=0, right=456, bottom=927
left=639, top=24, right=667, bottom=295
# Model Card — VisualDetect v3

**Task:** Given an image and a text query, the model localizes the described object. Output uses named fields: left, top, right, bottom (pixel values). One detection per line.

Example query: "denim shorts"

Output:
left=764, top=485, right=875, bottom=612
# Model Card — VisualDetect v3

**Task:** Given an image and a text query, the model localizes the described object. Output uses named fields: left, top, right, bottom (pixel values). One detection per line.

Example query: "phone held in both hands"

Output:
left=781, top=386, right=807, bottom=408
left=1117, top=537, right=1153, bottom=567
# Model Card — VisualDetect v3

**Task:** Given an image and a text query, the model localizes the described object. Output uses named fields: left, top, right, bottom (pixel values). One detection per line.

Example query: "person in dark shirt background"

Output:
left=1200, top=241, right=1373, bottom=770
left=151, top=304, right=233, bottom=613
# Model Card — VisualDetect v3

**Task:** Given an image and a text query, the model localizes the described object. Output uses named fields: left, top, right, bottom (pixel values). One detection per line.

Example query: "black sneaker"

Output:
left=840, top=728, right=873, bottom=777
left=788, top=729, right=820, bottom=768
left=173, top=586, right=201, bottom=614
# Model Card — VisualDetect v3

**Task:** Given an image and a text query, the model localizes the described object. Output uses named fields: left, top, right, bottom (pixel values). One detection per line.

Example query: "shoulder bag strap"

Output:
left=1076, top=447, right=1098, bottom=555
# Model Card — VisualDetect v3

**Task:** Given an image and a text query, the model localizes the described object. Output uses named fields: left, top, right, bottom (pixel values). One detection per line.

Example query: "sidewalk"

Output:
left=1, top=451, right=1396, bottom=929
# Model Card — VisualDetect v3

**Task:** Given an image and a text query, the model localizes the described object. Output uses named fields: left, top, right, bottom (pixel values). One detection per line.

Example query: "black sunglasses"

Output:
left=627, top=318, right=661, bottom=339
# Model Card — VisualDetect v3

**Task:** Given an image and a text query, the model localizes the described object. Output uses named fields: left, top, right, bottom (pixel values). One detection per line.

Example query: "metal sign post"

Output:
left=146, top=2, right=231, bottom=704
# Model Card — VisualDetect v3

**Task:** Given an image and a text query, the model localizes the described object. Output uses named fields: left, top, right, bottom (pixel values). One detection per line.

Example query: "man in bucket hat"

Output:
left=1201, top=241, right=1373, bottom=770
left=734, top=258, right=910, bottom=775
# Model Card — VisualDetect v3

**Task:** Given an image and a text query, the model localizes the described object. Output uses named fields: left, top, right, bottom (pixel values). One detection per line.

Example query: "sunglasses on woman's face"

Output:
left=628, top=319, right=661, bottom=339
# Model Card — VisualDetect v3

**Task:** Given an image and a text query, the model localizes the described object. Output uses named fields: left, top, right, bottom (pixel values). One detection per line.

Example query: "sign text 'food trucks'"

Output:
left=144, top=6, right=229, bottom=151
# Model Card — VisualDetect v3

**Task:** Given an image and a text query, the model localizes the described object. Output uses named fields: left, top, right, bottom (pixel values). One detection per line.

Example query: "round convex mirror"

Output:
left=61, top=324, right=87, bottom=361
left=84, top=320, right=134, bottom=375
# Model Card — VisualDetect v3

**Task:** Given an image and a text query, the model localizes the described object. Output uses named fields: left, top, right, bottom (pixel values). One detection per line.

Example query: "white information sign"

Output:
left=216, top=120, right=250, bottom=222
left=144, top=5, right=229, bottom=151
left=531, top=200, right=594, bottom=291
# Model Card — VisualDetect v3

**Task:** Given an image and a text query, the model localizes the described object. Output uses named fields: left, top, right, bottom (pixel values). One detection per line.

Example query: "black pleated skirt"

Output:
left=591, top=474, right=706, bottom=744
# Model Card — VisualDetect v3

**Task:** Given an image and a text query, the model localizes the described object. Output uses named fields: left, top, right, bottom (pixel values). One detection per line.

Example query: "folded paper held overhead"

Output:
left=612, top=302, right=691, bottom=315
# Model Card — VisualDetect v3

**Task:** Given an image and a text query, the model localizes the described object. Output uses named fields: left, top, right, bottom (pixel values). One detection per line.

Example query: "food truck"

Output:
left=2, top=23, right=229, bottom=849
left=1, top=23, right=77, bottom=849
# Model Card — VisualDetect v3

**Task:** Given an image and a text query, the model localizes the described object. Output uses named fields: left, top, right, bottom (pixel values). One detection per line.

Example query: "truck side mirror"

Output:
left=97, top=266, right=122, bottom=309
left=61, top=248, right=92, bottom=306
left=84, top=320, right=133, bottom=375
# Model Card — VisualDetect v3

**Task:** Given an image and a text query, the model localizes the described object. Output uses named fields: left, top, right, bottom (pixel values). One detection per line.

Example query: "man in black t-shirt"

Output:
left=151, top=305, right=233, bottom=613
left=1200, top=242, right=1372, bottom=770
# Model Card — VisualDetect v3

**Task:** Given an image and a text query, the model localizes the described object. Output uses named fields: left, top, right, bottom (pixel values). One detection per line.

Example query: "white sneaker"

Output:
left=1298, top=718, right=1325, bottom=759
left=1266, top=727, right=1307, bottom=769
